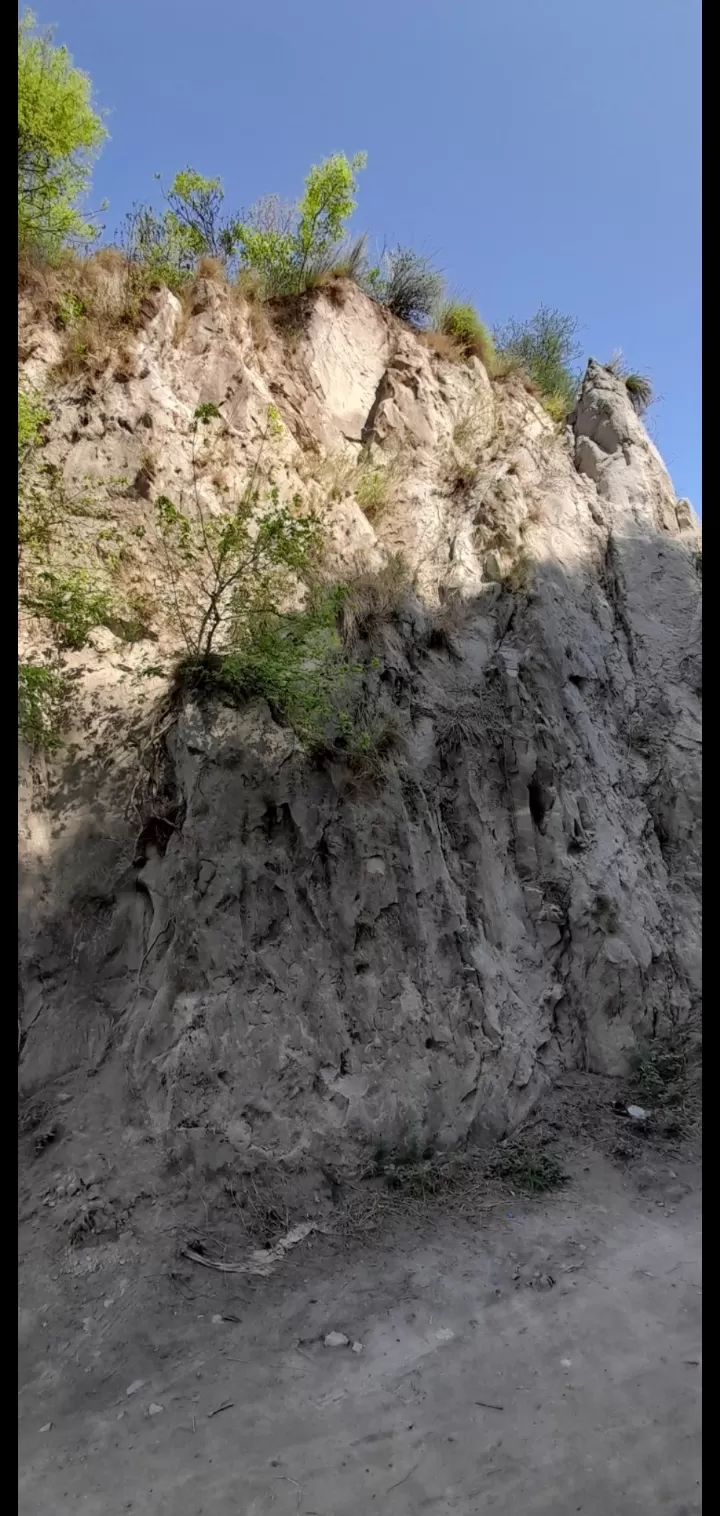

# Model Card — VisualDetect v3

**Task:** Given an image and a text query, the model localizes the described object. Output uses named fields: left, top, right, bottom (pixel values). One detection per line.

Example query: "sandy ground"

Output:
left=18, top=1140, right=701, bottom=1516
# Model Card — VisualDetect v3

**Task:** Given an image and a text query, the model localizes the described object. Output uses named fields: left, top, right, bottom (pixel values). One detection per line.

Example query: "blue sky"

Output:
left=37, top=0, right=701, bottom=509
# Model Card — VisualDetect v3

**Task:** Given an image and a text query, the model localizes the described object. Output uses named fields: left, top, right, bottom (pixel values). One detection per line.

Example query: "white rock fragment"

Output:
left=126, top=1379, right=145, bottom=1396
left=324, top=1331, right=349, bottom=1348
left=148, top=1402, right=164, bottom=1416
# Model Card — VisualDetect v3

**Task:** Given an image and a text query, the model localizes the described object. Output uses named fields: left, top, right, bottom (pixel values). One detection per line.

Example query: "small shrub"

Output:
left=542, top=390, right=572, bottom=424
left=18, top=662, right=66, bottom=750
left=153, top=403, right=322, bottom=659
left=212, top=587, right=350, bottom=744
left=491, top=351, right=528, bottom=382
left=326, top=700, right=406, bottom=781
left=501, top=551, right=535, bottom=594
left=373, top=247, right=444, bottom=327
left=23, top=568, right=112, bottom=648
left=494, top=306, right=581, bottom=416
left=629, top=1033, right=692, bottom=1112
left=355, top=466, right=390, bottom=519
left=56, top=291, right=85, bottom=326
left=435, top=302, right=496, bottom=369
left=490, top=1141, right=567, bottom=1195
left=18, top=386, right=48, bottom=465
left=302, top=447, right=406, bottom=522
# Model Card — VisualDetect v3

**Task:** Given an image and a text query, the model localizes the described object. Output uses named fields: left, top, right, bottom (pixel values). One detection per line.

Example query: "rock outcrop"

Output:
left=18, top=275, right=701, bottom=1189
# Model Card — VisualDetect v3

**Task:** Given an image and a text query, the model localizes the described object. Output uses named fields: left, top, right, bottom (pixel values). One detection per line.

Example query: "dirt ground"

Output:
left=18, top=1080, right=702, bottom=1515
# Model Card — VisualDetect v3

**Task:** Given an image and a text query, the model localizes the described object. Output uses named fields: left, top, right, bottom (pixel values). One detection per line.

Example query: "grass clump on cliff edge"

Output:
left=435, top=301, right=496, bottom=370
left=494, top=306, right=582, bottom=422
left=370, top=246, right=445, bottom=327
left=605, top=352, right=654, bottom=416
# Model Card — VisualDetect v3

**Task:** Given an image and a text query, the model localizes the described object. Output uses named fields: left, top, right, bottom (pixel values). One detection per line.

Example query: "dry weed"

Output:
left=338, top=555, right=412, bottom=646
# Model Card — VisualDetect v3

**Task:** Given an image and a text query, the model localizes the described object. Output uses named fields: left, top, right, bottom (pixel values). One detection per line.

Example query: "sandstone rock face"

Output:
left=18, top=278, right=701, bottom=1183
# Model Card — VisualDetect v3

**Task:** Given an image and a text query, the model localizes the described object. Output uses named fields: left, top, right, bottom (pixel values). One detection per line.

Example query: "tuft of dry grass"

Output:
left=426, top=593, right=471, bottom=655
left=19, top=247, right=171, bottom=382
left=338, top=554, right=412, bottom=647
left=443, top=394, right=491, bottom=493
left=501, top=550, right=536, bottom=594
left=300, top=446, right=408, bottom=524
left=195, top=255, right=226, bottom=283
left=435, top=696, right=485, bottom=758
left=418, top=329, right=463, bottom=363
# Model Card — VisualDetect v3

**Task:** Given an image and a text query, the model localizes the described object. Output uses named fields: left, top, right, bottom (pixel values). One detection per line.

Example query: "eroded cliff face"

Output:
left=18, top=274, right=701, bottom=1187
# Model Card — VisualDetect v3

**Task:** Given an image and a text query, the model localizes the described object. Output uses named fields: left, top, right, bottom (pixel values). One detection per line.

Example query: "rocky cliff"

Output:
left=18, top=271, right=701, bottom=1196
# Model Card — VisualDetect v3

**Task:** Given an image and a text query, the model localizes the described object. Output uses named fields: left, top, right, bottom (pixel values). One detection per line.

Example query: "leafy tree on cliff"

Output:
left=18, top=9, right=107, bottom=258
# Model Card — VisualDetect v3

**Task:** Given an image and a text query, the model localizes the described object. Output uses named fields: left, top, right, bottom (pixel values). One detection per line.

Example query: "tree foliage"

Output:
left=155, top=403, right=323, bottom=658
left=121, top=169, right=243, bottom=288
left=18, top=9, right=107, bottom=257
left=236, top=153, right=367, bottom=296
left=120, top=153, right=366, bottom=295
left=18, top=661, right=66, bottom=750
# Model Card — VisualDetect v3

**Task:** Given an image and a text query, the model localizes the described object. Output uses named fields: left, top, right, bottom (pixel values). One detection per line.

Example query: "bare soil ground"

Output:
left=18, top=1075, right=701, bottom=1515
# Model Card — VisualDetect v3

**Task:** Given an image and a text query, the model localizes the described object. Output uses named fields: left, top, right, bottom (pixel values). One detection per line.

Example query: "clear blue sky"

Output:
left=38, top=0, right=701, bottom=510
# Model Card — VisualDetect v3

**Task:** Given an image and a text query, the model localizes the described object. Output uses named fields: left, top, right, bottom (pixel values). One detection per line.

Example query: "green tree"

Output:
left=121, top=169, right=243, bottom=287
left=155, top=404, right=323, bottom=658
left=161, top=168, right=242, bottom=262
left=236, top=153, right=367, bottom=296
left=18, top=9, right=107, bottom=258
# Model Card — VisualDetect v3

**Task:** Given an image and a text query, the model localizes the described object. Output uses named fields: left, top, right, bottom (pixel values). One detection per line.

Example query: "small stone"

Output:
left=352, top=1341, right=363, bottom=1354
left=148, top=1403, right=163, bottom=1416
left=627, top=1105, right=648, bottom=1122
left=126, top=1379, right=145, bottom=1396
left=211, top=1314, right=223, bottom=1324
left=40, top=1422, right=52, bottom=1433
left=324, top=1331, right=349, bottom=1348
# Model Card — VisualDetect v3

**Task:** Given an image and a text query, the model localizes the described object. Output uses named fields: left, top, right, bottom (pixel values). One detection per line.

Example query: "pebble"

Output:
left=126, top=1380, right=145, bottom=1396
left=148, top=1403, right=164, bottom=1416
left=324, top=1331, right=349, bottom=1348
